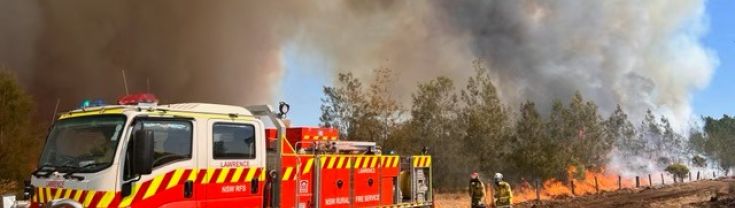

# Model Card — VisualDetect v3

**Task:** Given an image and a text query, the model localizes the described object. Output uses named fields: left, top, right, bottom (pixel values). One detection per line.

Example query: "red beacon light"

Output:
left=117, top=93, right=159, bottom=106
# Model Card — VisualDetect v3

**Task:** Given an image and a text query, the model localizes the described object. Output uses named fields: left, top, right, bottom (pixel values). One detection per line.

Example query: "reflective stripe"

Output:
left=187, top=169, right=199, bottom=182
left=282, top=167, right=293, bottom=181
left=203, top=168, right=216, bottom=184
left=167, top=168, right=185, bottom=189
left=259, top=168, right=267, bottom=181
left=327, top=156, right=337, bottom=169
left=97, top=191, right=115, bottom=207
left=245, top=168, right=258, bottom=181
left=63, top=188, right=73, bottom=198
left=231, top=167, right=245, bottom=183
left=144, top=174, right=165, bottom=199
left=336, top=157, right=346, bottom=169
left=73, top=189, right=83, bottom=202
left=216, top=168, right=231, bottom=183
left=303, top=158, right=314, bottom=174
left=83, top=191, right=96, bottom=207
left=118, top=183, right=140, bottom=207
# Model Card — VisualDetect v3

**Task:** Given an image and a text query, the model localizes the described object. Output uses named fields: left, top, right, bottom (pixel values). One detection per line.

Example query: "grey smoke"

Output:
left=291, top=0, right=718, bottom=129
left=0, top=0, right=718, bottom=130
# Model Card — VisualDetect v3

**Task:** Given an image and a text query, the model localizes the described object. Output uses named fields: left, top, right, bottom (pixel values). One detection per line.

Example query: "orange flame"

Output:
left=512, top=166, right=639, bottom=203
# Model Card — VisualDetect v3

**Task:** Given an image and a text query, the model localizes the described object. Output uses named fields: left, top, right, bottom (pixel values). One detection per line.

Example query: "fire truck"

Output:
left=5, top=93, right=433, bottom=208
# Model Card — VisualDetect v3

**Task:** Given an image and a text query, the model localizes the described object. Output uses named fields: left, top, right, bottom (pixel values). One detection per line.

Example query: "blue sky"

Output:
left=693, top=0, right=735, bottom=119
left=280, top=0, right=735, bottom=126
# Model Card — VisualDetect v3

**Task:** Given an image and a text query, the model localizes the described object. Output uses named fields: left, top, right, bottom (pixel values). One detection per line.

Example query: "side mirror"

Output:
left=132, top=129, right=155, bottom=175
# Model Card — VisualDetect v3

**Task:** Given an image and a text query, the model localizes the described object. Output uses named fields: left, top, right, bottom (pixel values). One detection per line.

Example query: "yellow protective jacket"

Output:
left=493, top=181, right=513, bottom=206
left=469, top=179, right=486, bottom=205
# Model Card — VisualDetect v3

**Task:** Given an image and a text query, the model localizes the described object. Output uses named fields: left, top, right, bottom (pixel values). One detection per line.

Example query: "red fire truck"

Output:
left=9, top=94, right=433, bottom=208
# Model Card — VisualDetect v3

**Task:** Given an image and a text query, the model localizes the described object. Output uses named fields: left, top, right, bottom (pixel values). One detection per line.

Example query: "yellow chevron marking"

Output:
left=231, top=167, right=245, bottom=183
left=346, top=157, right=353, bottom=169
left=245, top=168, right=257, bottom=181
left=393, top=157, right=399, bottom=167
left=363, top=157, right=371, bottom=168
left=97, top=191, right=115, bottom=208
left=217, top=167, right=231, bottom=184
left=337, top=156, right=346, bottom=169
left=118, top=184, right=141, bottom=207
left=83, top=191, right=96, bottom=207
left=144, top=174, right=165, bottom=199
left=355, top=157, right=363, bottom=169
left=282, top=167, right=293, bottom=181
left=303, top=158, right=314, bottom=174
left=320, top=157, right=327, bottom=169
left=168, top=168, right=185, bottom=189
left=259, top=168, right=266, bottom=181
left=72, top=189, right=83, bottom=202
left=371, top=156, right=378, bottom=168
left=53, top=188, right=62, bottom=199
left=188, top=169, right=200, bottom=182
left=413, top=157, right=420, bottom=167
left=380, top=156, right=386, bottom=167
left=38, top=188, right=45, bottom=203
left=425, top=157, right=432, bottom=167
left=327, top=156, right=337, bottom=169
left=64, top=188, right=73, bottom=199
left=44, top=188, right=52, bottom=201
left=203, top=168, right=216, bottom=184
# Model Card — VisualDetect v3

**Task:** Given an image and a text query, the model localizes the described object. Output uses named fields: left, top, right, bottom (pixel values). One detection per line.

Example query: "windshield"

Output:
left=38, top=115, right=126, bottom=173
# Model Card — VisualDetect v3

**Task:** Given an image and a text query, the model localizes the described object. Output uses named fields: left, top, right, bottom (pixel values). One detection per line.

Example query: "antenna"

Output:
left=121, top=69, right=129, bottom=95
left=50, top=98, right=60, bottom=124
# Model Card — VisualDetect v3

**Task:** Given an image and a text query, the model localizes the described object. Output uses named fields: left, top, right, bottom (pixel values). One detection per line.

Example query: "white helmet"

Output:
left=493, top=173, right=503, bottom=182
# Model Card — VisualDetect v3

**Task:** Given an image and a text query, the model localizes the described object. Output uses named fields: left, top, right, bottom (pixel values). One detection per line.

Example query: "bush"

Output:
left=665, top=163, right=689, bottom=182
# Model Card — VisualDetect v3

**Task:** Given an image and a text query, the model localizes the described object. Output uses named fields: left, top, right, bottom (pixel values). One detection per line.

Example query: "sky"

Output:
left=280, top=0, right=735, bottom=127
left=693, top=0, right=735, bottom=119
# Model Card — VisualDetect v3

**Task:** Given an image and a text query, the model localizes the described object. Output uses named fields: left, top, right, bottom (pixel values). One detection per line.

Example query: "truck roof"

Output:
left=60, top=103, right=254, bottom=119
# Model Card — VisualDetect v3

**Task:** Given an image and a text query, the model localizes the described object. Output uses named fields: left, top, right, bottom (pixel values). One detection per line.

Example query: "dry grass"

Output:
left=434, top=193, right=474, bottom=208
left=0, top=179, right=18, bottom=195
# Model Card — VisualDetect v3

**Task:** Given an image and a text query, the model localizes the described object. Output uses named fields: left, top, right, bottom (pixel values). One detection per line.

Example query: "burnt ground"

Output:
left=514, top=179, right=735, bottom=208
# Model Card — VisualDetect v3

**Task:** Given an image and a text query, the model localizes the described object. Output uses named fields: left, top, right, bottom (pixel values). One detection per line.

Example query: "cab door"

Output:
left=203, top=119, right=266, bottom=207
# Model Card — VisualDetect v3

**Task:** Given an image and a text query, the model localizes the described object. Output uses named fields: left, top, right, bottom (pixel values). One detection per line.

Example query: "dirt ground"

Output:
left=434, top=179, right=735, bottom=208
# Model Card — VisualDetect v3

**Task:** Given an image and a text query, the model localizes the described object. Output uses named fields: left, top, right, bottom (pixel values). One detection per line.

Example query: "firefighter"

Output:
left=469, top=172, right=487, bottom=208
left=492, top=173, right=513, bottom=208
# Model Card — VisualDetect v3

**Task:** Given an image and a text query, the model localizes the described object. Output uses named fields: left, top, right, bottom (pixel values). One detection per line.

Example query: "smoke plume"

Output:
left=0, top=0, right=718, bottom=129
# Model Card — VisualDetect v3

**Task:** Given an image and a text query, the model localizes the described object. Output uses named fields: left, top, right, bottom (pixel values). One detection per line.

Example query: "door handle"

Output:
left=251, top=177, right=259, bottom=194
left=184, top=180, right=194, bottom=198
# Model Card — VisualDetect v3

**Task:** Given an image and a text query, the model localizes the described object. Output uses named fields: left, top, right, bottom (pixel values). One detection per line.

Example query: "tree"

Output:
left=509, top=101, right=563, bottom=180
left=401, top=76, right=465, bottom=189
left=555, top=92, right=610, bottom=172
left=364, top=67, right=402, bottom=145
left=320, top=72, right=367, bottom=139
left=699, top=115, right=735, bottom=173
left=320, top=68, right=402, bottom=144
left=0, top=70, right=42, bottom=193
left=458, top=62, right=509, bottom=177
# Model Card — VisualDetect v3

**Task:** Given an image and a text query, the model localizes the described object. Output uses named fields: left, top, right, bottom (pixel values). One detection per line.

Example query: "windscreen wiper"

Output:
left=31, top=165, right=58, bottom=178
left=62, top=163, right=109, bottom=181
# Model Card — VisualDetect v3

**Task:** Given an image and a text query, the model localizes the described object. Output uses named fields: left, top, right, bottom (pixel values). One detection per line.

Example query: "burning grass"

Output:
left=514, top=166, right=637, bottom=203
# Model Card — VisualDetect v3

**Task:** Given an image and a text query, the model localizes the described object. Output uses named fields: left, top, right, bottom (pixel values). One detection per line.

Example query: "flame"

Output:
left=512, top=166, right=639, bottom=203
